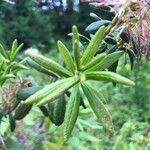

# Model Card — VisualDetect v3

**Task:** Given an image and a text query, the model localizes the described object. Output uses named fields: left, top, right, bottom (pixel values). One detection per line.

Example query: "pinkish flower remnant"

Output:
left=81, top=0, right=150, bottom=59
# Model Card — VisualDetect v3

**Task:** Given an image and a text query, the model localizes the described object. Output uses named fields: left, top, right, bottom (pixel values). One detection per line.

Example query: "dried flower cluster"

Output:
left=81, top=0, right=150, bottom=59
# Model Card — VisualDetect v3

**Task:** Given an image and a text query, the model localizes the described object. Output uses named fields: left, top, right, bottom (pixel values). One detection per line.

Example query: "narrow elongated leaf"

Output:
left=81, top=82, right=114, bottom=135
left=0, top=60, right=4, bottom=69
left=17, top=86, right=42, bottom=101
left=39, top=106, right=49, bottom=117
left=57, top=41, right=75, bottom=73
left=72, top=25, right=79, bottom=45
left=25, top=77, right=79, bottom=104
left=9, top=113, right=16, bottom=132
left=81, top=53, right=106, bottom=71
left=26, top=52, right=73, bottom=77
left=0, top=44, right=7, bottom=58
left=11, top=43, right=23, bottom=61
left=107, top=45, right=118, bottom=54
left=14, top=102, right=32, bottom=120
left=36, top=77, right=80, bottom=106
left=0, top=74, right=15, bottom=86
left=48, top=96, right=66, bottom=126
left=64, top=86, right=80, bottom=141
left=85, top=71, right=135, bottom=86
left=89, top=13, right=101, bottom=20
left=104, top=37, right=117, bottom=45
left=11, top=39, right=18, bottom=52
left=81, top=26, right=106, bottom=65
left=27, top=58, right=58, bottom=77
left=127, top=49, right=135, bottom=70
left=87, top=51, right=124, bottom=71
left=74, top=40, right=80, bottom=70
left=86, top=20, right=110, bottom=32
left=72, top=26, right=80, bottom=70
left=10, top=39, right=18, bottom=60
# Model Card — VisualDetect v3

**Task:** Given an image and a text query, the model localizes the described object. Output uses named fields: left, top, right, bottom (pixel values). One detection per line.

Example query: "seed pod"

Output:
left=81, top=83, right=114, bottom=135
left=9, top=113, right=16, bottom=132
left=26, top=51, right=72, bottom=77
left=81, top=26, right=106, bottom=65
left=14, top=102, right=32, bottom=120
left=64, top=86, right=80, bottom=141
left=25, top=77, right=79, bottom=104
left=87, top=51, right=124, bottom=71
left=48, top=96, right=66, bottom=126
left=85, top=71, right=135, bottom=86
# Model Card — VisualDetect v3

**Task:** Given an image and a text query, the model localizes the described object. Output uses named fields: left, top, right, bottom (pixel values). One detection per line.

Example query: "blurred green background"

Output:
left=0, top=0, right=150, bottom=150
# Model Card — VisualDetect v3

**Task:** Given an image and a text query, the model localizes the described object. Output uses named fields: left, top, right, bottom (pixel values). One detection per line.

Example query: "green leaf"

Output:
left=10, top=39, right=18, bottom=59
left=9, top=113, right=16, bottom=132
left=17, top=86, right=42, bottom=101
left=89, top=13, right=101, bottom=20
left=25, top=77, right=79, bottom=104
left=39, top=106, right=49, bottom=117
left=57, top=40, right=75, bottom=73
left=74, top=40, right=80, bottom=70
left=26, top=51, right=73, bottom=77
left=81, top=26, right=106, bottom=65
left=85, top=71, right=135, bottom=86
left=105, top=36, right=117, bottom=45
left=14, top=102, right=32, bottom=120
left=48, top=96, right=66, bottom=126
left=0, top=74, right=15, bottom=86
left=86, top=20, right=110, bottom=32
left=81, top=82, right=114, bottom=135
left=0, top=44, right=7, bottom=58
left=27, top=58, right=58, bottom=77
left=87, top=51, right=124, bottom=71
left=36, top=77, right=80, bottom=106
left=72, top=25, right=80, bottom=70
left=0, top=60, right=4, bottom=70
left=81, top=53, right=106, bottom=71
left=10, top=43, right=23, bottom=61
left=11, top=39, right=18, bottom=51
left=64, top=85, right=80, bottom=141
